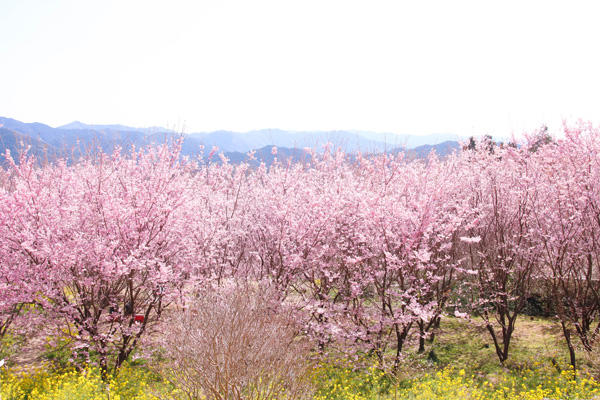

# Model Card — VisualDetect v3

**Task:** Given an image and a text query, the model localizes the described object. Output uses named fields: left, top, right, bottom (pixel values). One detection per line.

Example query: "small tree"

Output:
left=158, top=282, right=314, bottom=400
left=463, top=147, right=537, bottom=364
left=527, top=125, right=553, bottom=152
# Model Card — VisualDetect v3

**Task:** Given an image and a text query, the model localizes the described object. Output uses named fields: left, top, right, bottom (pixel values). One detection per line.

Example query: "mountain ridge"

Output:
left=0, top=116, right=462, bottom=164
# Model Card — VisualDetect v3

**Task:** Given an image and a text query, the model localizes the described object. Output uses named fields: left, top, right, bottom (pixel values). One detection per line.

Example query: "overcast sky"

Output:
left=1, top=1, right=599, bottom=137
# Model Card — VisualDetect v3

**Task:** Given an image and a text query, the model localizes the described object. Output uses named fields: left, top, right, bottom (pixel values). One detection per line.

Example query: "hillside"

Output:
left=0, top=116, right=461, bottom=164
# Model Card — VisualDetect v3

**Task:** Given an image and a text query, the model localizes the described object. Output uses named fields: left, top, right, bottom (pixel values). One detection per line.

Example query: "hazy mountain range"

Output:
left=0, top=116, right=463, bottom=164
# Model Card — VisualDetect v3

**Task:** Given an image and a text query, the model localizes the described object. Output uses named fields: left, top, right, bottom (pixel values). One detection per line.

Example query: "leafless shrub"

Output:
left=157, top=282, right=315, bottom=400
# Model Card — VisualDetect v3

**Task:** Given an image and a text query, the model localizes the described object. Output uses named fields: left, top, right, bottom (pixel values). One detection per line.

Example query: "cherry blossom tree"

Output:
left=0, top=151, right=45, bottom=341
left=461, top=143, right=539, bottom=364
left=1, top=143, right=197, bottom=374
left=296, top=151, right=467, bottom=370
left=411, top=154, right=470, bottom=353
left=529, top=122, right=600, bottom=369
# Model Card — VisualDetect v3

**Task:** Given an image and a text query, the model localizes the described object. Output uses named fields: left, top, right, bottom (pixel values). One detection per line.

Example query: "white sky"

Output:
left=1, top=0, right=599, bottom=137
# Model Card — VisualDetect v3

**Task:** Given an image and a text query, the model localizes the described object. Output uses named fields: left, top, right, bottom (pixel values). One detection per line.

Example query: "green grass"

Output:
left=425, top=316, right=567, bottom=377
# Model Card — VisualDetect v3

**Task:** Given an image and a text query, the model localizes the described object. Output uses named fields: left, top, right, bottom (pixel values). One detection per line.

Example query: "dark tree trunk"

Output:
left=485, top=310, right=517, bottom=364
left=427, top=316, right=441, bottom=344
left=561, top=321, right=577, bottom=371
left=392, top=323, right=412, bottom=373
left=417, top=321, right=426, bottom=353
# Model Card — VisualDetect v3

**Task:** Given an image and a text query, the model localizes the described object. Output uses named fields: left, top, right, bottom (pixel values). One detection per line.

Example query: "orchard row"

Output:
left=0, top=123, right=599, bottom=372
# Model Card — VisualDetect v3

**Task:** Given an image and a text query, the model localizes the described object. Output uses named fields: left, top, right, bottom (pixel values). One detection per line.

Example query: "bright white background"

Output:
left=1, top=0, right=599, bottom=137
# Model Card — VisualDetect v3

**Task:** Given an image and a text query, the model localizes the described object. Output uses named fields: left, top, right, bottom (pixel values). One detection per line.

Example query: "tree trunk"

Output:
left=561, top=321, right=577, bottom=371
left=392, top=323, right=411, bottom=373
left=417, top=321, right=426, bottom=353
left=427, top=316, right=441, bottom=344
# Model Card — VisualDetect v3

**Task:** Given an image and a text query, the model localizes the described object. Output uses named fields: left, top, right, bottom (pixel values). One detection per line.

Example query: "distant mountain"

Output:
left=58, top=121, right=175, bottom=135
left=219, top=141, right=461, bottom=167
left=0, top=126, right=58, bottom=162
left=188, top=129, right=462, bottom=154
left=0, top=116, right=462, bottom=165
left=0, top=117, right=184, bottom=162
left=188, top=129, right=395, bottom=154
left=393, top=140, right=462, bottom=160
left=350, top=131, right=462, bottom=148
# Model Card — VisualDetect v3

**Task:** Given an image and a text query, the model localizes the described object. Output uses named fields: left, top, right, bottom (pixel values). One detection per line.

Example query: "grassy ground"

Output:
left=313, top=317, right=600, bottom=400
left=1, top=316, right=599, bottom=399
left=421, top=316, right=569, bottom=377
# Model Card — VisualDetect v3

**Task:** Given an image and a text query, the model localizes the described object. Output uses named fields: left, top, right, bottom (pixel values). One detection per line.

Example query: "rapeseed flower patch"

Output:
left=0, top=363, right=165, bottom=400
